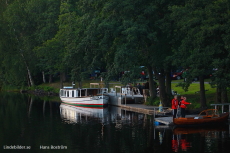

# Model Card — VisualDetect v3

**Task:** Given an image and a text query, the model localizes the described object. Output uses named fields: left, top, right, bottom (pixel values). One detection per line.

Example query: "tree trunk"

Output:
left=216, top=86, right=221, bottom=103
left=78, top=81, right=82, bottom=88
left=60, top=72, right=64, bottom=89
left=147, top=66, right=156, bottom=98
left=221, top=87, right=228, bottom=104
left=15, top=28, right=34, bottom=86
left=199, top=75, right=207, bottom=108
left=165, top=70, right=172, bottom=96
left=62, top=72, right=66, bottom=82
left=49, top=74, right=52, bottom=83
left=42, top=71, right=46, bottom=83
left=158, top=75, right=168, bottom=107
left=154, top=68, right=169, bottom=107
left=20, top=51, right=34, bottom=86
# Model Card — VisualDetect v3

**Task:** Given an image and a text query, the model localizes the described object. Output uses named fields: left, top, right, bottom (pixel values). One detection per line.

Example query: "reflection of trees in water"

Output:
left=1, top=93, right=229, bottom=153
left=59, top=104, right=155, bottom=152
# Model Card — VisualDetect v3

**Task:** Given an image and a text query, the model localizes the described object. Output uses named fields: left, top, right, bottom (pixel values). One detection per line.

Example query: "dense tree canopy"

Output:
left=1, top=0, right=230, bottom=106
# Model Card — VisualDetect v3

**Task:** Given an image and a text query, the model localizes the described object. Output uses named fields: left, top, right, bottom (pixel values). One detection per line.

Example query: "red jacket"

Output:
left=171, top=98, right=178, bottom=109
left=180, top=100, right=191, bottom=108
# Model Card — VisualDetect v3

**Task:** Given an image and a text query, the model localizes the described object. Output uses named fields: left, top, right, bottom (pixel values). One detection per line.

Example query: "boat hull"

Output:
left=173, top=112, right=229, bottom=126
left=60, top=96, right=109, bottom=108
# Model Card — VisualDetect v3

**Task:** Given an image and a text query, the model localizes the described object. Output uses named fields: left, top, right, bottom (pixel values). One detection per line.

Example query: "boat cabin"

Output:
left=60, top=86, right=108, bottom=98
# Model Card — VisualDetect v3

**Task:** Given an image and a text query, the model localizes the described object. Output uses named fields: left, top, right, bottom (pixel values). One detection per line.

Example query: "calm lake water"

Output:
left=0, top=92, right=229, bottom=153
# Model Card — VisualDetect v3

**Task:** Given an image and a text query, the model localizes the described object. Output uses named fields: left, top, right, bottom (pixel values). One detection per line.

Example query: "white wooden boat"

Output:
left=59, top=86, right=109, bottom=108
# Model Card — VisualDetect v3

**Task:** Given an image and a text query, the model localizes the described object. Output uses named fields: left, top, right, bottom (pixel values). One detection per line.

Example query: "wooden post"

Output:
left=125, top=94, right=126, bottom=106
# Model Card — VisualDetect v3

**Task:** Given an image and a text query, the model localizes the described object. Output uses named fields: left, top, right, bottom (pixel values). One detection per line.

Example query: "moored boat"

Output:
left=59, top=86, right=109, bottom=108
left=173, top=109, right=229, bottom=126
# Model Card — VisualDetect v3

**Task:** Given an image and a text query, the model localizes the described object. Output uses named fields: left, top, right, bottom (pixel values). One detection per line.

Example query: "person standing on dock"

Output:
left=171, top=95, right=179, bottom=118
left=180, top=97, right=192, bottom=118
left=137, top=83, right=143, bottom=95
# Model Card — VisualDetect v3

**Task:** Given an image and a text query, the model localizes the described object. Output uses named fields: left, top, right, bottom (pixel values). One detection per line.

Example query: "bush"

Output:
left=26, top=85, right=58, bottom=93
left=145, top=97, right=160, bottom=106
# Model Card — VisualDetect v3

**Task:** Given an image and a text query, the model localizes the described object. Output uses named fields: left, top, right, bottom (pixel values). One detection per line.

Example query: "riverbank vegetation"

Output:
left=1, top=0, right=230, bottom=108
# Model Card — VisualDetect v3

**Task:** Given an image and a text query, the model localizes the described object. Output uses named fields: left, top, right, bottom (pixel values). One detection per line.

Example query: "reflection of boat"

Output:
left=60, top=103, right=109, bottom=123
left=173, top=125, right=229, bottom=135
left=173, top=109, right=229, bottom=126
left=59, top=85, right=109, bottom=108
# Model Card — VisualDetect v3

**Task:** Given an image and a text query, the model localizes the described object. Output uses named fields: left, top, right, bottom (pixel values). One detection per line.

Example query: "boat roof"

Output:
left=61, top=87, right=107, bottom=90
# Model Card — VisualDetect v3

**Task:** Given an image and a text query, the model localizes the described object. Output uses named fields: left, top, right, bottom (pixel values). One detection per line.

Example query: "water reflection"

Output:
left=172, top=134, right=191, bottom=152
left=60, top=103, right=109, bottom=124
left=0, top=92, right=229, bottom=153
left=59, top=103, right=149, bottom=126
left=172, top=125, right=229, bottom=152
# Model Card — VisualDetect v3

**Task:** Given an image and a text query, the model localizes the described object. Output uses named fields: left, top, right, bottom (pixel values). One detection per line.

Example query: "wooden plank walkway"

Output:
left=108, top=92, right=171, bottom=115
left=155, top=117, right=173, bottom=125
left=118, top=104, right=170, bottom=115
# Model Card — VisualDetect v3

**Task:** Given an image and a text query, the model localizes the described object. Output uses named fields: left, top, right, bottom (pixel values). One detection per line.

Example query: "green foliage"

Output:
left=26, top=85, right=57, bottom=93
left=145, top=97, right=160, bottom=106
left=1, top=0, right=230, bottom=107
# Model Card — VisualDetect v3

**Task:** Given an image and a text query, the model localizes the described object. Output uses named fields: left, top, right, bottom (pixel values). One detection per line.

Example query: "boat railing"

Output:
left=210, top=103, right=230, bottom=118
left=198, top=109, right=220, bottom=117
left=90, top=83, right=100, bottom=88
left=90, top=83, right=106, bottom=88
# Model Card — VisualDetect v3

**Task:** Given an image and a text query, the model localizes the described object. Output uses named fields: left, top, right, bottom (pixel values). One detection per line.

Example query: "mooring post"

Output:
left=125, top=94, right=126, bottom=106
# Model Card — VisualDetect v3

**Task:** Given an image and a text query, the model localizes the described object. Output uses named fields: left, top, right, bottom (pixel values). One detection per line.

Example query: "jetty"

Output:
left=106, top=85, right=171, bottom=117
left=115, top=104, right=170, bottom=116
left=91, top=83, right=230, bottom=126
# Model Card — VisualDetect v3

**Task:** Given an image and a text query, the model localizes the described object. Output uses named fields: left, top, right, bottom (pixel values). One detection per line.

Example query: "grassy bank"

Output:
left=1, top=79, right=223, bottom=109
left=171, top=82, right=216, bottom=109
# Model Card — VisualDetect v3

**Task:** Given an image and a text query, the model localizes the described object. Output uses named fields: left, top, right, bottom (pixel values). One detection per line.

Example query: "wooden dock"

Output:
left=108, top=91, right=171, bottom=116
left=113, top=104, right=171, bottom=116
left=155, top=117, right=174, bottom=125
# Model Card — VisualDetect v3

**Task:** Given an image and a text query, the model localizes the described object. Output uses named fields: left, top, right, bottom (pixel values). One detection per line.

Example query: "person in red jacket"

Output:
left=171, top=95, right=179, bottom=118
left=180, top=97, right=192, bottom=118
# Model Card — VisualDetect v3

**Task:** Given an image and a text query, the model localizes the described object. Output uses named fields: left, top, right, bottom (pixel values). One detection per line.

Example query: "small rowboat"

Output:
left=173, top=109, right=229, bottom=126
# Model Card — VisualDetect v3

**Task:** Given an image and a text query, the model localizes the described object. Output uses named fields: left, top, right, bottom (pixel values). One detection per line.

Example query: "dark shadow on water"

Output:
left=0, top=92, right=229, bottom=153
